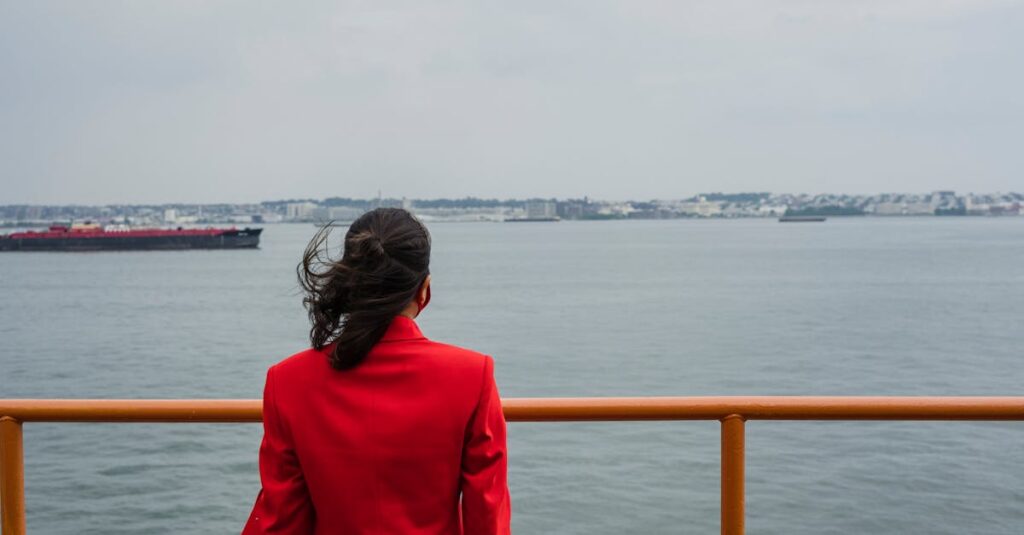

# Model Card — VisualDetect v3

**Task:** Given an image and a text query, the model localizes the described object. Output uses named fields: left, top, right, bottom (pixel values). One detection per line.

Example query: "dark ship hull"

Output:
left=0, top=227, right=262, bottom=252
left=778, top=216, right=827, bottom=222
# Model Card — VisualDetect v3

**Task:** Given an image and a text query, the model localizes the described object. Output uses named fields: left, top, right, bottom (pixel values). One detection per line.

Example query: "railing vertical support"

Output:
left=721, top=414, right=745, bottom=535
left=0, top=417, right=26, bottom=535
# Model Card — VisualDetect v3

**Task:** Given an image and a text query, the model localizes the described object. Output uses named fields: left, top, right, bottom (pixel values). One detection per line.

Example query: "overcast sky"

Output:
left=2, top=1, right=1023, bottom=204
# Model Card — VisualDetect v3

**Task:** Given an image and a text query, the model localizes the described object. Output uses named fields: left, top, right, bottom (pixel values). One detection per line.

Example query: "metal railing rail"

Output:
left=2, top=396, right=1023, bottom=535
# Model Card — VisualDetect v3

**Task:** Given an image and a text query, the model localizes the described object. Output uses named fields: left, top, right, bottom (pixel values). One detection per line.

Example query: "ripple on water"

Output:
left=5, top=220, right=1024, bottom=534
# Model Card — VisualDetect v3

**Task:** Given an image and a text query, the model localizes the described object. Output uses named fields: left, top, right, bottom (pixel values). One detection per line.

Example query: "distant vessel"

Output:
left=778, top=216, right=826, bottom=223
left=504, top=217, right=561, bottom=222
left=0, top=223, right=262, bottom=251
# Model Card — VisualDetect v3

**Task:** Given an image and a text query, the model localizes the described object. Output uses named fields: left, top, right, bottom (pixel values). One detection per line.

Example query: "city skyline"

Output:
left=3, top=188, right=1023, bottom=207
left=4, top=190, right=1022, bottom=226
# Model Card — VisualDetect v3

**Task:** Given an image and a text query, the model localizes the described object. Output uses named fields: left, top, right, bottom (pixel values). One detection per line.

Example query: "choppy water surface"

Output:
left=2, top=218, right=1022, bottom=534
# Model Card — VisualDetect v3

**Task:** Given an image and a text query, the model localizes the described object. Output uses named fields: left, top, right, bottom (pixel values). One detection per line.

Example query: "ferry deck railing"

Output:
left=2, top=397, right=1023, bottom=535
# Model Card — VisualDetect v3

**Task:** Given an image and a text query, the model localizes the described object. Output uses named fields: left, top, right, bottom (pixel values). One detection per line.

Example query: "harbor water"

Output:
left=1, top=218, right=1022, bottom=534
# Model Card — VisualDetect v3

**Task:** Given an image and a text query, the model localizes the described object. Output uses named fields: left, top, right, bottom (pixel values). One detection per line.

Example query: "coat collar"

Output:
left=379, top=315, right=426, bottom=343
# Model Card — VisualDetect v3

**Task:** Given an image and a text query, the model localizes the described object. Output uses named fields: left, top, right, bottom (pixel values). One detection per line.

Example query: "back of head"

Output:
left=298, top=208, right=431, bottom=369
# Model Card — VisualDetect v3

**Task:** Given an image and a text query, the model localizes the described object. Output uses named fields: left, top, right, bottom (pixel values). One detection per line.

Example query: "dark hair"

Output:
left=298, top=208, right=431, bottom=370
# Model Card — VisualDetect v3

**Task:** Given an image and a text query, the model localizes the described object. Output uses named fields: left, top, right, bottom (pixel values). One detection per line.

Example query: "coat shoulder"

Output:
left=270, top=347, right=330, bottom=377
left=420, top=339, right=492, bottom=368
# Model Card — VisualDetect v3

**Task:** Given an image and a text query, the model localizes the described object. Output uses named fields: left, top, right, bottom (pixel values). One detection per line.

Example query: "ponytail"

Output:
left=298, top=208, right=431, bottom=369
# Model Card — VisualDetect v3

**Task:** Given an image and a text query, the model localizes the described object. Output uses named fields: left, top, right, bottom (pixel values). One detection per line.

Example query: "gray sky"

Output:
left=2, top=1, right=1023, bottom=204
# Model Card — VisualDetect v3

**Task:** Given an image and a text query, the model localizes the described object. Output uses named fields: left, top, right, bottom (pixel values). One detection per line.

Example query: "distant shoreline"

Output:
left=4, top=191, right=1020, bottom=225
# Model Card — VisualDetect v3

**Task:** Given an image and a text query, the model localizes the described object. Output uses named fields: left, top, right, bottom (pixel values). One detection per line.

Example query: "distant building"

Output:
left=327, top=206, right=364, bottom=221
left=758, top=205, right=787, bottom=216
left=525, top=201, right=557, bottom=219
left=286, top=202, right=318, bottom=220
left=874, top=202, right=905, bottom=216
left=903, top=202, right=933, bottom=215
left=931, top=191, right=956, bottom=206
left=677, top=196, right=722, bottom=217
left=369, top=196, right=404, bottom=210
left=163, top=209, right=177, bottom=223
left=557, top=201, right=585, bottom=219
left=965, top=196, right=991, bottom=215
left=20, top=206, right=42, bottom=221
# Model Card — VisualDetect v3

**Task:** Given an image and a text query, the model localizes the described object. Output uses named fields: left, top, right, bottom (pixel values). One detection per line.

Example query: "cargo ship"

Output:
left=0, top=222, right=262, bottom=251
left=778, top=216, right=827, bottom=222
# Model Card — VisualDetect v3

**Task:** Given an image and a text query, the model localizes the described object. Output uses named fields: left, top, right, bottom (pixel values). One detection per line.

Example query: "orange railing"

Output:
left=2, top=397, right=1023, bottom=535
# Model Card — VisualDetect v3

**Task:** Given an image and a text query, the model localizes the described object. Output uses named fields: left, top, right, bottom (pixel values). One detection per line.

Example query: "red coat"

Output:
left=243, top=316, right=511, bottom=534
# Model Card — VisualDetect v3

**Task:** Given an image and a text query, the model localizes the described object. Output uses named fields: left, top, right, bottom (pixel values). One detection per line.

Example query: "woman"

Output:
left=243, top=208, right=511, bottom=534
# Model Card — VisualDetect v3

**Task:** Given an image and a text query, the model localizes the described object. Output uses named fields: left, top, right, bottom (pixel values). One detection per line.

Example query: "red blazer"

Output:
left=243, top=316, right=511, bottom=534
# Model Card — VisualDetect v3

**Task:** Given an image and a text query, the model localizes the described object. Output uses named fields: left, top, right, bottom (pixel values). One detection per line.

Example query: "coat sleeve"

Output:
left=242, top=366, right=315, bottom=534
left=460, top=356, right=512, bottom=535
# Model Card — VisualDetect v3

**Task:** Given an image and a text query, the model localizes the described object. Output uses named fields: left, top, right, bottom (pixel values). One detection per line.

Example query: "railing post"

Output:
left=721, top=414, right=745, bottom=535
left=0, top=417, right=26, bottom=535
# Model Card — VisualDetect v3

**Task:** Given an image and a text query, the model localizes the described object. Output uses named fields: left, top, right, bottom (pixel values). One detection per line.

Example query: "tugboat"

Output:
left=0, top=222, right=262, bottom=251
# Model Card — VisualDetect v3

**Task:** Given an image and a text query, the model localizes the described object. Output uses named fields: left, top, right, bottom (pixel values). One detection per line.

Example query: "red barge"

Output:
left=0, top=223, right=262, bottom=251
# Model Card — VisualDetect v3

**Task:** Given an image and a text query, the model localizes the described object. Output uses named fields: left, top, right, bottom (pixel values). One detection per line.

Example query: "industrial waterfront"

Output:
left=2, top=190, right=1022, bottom=228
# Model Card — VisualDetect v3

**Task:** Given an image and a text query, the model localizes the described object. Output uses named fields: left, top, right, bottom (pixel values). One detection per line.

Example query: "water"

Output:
left=1, top=218, right=1022, bottom=534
